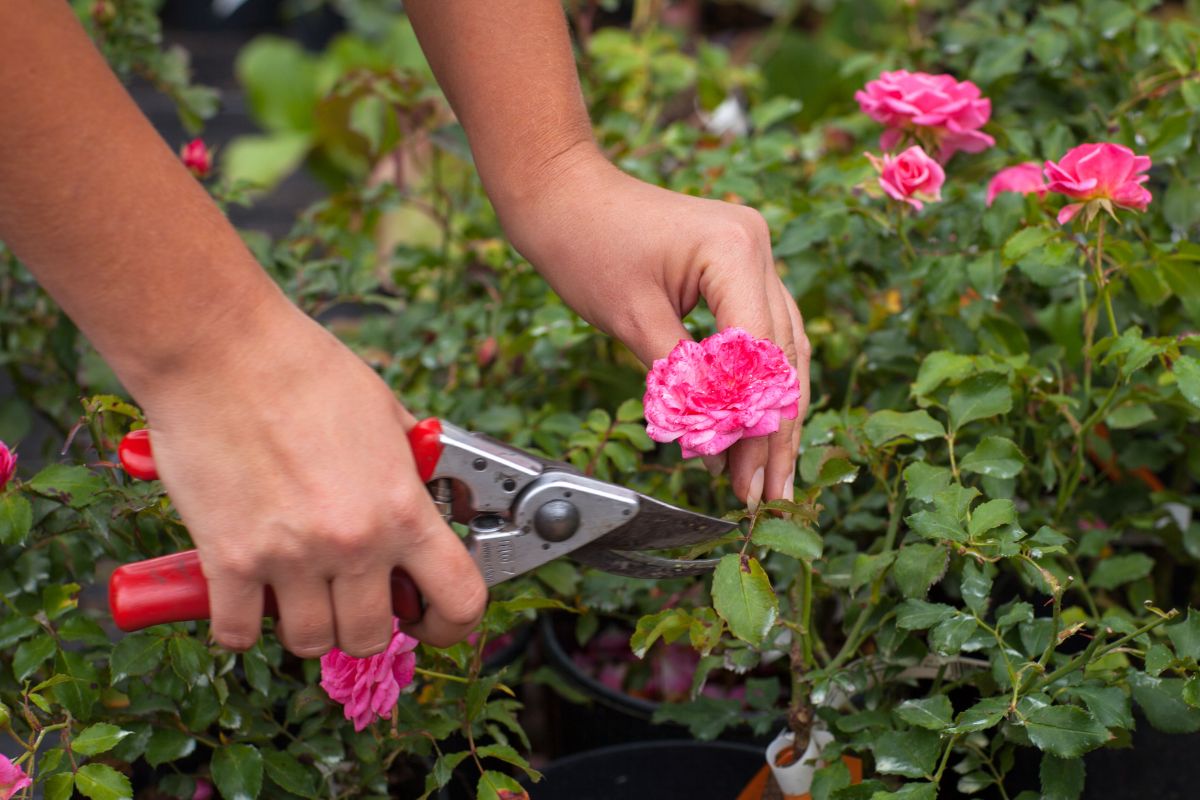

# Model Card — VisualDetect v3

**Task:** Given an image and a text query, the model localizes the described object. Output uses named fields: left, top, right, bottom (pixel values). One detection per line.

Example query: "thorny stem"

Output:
left=1037, top=610, right=1178, bottom=689
left=1093, top=216, right=1118, bottom=338
left=414, top=667, right=470, bottom=685
left=895, top=202, right=916, bottom=264
left=932, top=733, right=961, bottom=785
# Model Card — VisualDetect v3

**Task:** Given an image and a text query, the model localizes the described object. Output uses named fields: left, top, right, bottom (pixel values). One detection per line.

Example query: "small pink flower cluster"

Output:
left=0, top=754, right=31, bottom=800
left=856, top=69, right=1153, bottom=224
left=0, top=442, right=16, bottom=490
left=319, top=619, right=418, bottom=731
left=643, top=328, right=800, bottom=458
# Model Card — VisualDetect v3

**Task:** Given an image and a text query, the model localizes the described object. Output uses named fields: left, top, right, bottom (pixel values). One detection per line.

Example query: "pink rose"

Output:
left=180, top=138, right=212, bottom=179
left=192, top=779, right=214, bottom=800
left=985, top=163, right=1048, bottom=206
left=319, top=619, right=418, bottom=731
left=1044, top=143, right=1152, bottom=225
left=644, top=328, right=800, bottom=458
left=855, top=70, right=995, bottom=161
left=0, top=442, right=15, bottom=490
left=866, top=146, right=945, bottom=211
left=0, top=755, right=31, bottom=800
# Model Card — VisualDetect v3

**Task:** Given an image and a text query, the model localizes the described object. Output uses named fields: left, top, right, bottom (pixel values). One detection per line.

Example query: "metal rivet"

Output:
left=502, top=478, right=517, bottom=492
left=472, top=458, right=487, bottom=471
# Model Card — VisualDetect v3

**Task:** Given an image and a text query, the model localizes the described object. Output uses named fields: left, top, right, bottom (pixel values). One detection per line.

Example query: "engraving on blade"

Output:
left=591, top=494, right=735, bottom=550
left=477, top=537, right=518, bottom=585
left=572, top=546, right=720, bottom=578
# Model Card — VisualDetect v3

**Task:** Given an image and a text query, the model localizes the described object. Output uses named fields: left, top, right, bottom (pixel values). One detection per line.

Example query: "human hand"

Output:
left=498, top=150, right=811, bottom=509
left=135, top=301, right=487, bottom=656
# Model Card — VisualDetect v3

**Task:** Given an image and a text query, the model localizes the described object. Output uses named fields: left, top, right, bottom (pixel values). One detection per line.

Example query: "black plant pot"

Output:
left=520, top=740, right=764, bottom=800
left=538, top=614, right=775, bottom=758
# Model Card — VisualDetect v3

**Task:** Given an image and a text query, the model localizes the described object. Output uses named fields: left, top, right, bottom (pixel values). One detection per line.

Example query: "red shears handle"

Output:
left=109, top=420, right=446, bottom=632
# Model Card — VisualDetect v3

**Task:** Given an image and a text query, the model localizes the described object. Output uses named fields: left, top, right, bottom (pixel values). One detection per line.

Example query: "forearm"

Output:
left=0, top=2, right=289, bottom=402
left=404, top=0, right=606, bottom=215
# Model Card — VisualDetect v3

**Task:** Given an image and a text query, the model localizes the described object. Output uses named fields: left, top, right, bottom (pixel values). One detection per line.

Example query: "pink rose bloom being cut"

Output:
left=986, top=163, right=1048, bottom=206
left=1044, top=142, right=1152, bottom=225
left=855, top=70, right=995, bottom=161
left=0, top=442, right=15, bottom=490
left=867, top=145, right=945, bottom=211
left=320, top=618, right=418, bottom=732
left=644, top=328, right=800, bottom=458
left=0, top=754, right=31, bottom=800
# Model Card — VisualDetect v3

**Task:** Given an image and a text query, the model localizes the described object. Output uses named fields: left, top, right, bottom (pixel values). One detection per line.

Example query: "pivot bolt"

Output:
left=534, top=500, right=580, bottom=543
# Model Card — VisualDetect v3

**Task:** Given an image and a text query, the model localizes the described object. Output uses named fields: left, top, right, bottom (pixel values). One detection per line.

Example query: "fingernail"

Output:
left=784, top=470, right=795, bottom=502
left=747, top=467, right=765, bottom=513
left=702, top=453, right=727, bottom=476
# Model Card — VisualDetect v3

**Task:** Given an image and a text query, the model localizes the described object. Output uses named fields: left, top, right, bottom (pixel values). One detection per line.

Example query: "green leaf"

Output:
left=1130, top=672, right=1200, bottom=733
left=169, top=636, right=212, bottom=687
left=222, top=133, right=313, bottom=190
left=28, top=465, right=105, bottom=508
left=873, top=785, right=936, bottom=800
left=44, top=773, right=74, bottom=800
left=871, top=729, right=939, bottom=778
left=960, top=436, right=1025, bottom=479
left=630, top=609, right=691, bottom=658
left=907, top=504, right=966, bottom=543
left=651, top=696, right=742, bottom=740
left=811, top=760, right=852, bottom=800
left=1089, top=553, right=1154, bottom=590
left=0, top=494, right=32, bottom=545
left=960, top=560, right=993, bottom=616
left=1040, top=754, right=1085, bottom=800
left=895, top=599, right=956, bottom=630
left=75, top=764, right=133, bottom=800
left=912, top=351, right=975, bottom=398
left=903, top=463, right=951, bottom=503
left=1064, top=685, right=1133, bottom=730
left=476, top=743, right=541, bottom=781
left=72, top=723, right=130, bottom=757
left=145, top=728, right=196, bottom=767
left=751, top=96, right=803, bottom=130
left=1003, top=227, right=1056, bottom=261
left=476, top=770, right=526, bottom=800
left=930, top=614, right=977, bottom=656
left=212, top=744, right=264, bottom=800
left=815, top=457, right=858, bottom=487
left=949, top=696, right=1010, bottom=734
left=971, top=35, right=1027, bottom=84
left=752, top=517, right=823, bottom=561
left=895, top=696, right=954, bottom=730
left=968, top=499, right=1017, bottom=539
left=948, top=373, right=1013, bottom=431
left=1168, top=609, right=1200, bottom=661
left=13, top=634, right=55, bottom=682
left=109, top=634, right=165, bottom=684
left=1174, top=356, right=1200, bottom=408
left=892, top=543, right=949, bottom=598
left=864, top=410, right=945, bottom=447
left=264, top=749, right=318, bottom=799
left=1024, top=705, right=1109, bottom=758
left=711, top=554, right=778, bottom=647
left=775, top=214, right=830, bottom=257
left=615, top=398, right=644, bottom=423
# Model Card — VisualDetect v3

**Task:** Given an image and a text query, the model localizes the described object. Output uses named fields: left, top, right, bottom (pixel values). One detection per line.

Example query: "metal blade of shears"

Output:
left=585, top=492, right=737, bottom=550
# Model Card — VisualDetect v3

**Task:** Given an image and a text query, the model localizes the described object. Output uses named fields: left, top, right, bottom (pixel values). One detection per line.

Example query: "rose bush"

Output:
left=1, top=1, right=1200, bottom=799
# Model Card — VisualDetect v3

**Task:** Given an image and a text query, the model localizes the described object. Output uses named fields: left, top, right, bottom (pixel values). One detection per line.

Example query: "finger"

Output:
left=206, top=573, right=265, bottom=652
left=710, top=266, right=778, bottom=506
left=271, top=574, right=336, bottom=658
left=331, top=567, right=397, bottom=657
left=398, top=507, right=488, bottom=648
left=614, top=297, right=694, bottom=369
left=783, top=286, right=812, bottom=448
left=763, top=281, right=801, bottom=503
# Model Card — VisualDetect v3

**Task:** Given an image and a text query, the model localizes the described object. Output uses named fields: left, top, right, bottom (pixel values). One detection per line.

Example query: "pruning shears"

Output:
left=109, top=419, right=735, bottom=632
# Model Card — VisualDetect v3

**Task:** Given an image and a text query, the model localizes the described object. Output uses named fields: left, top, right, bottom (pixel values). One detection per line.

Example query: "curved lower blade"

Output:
left=572, top=546, right=721, bottom=578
